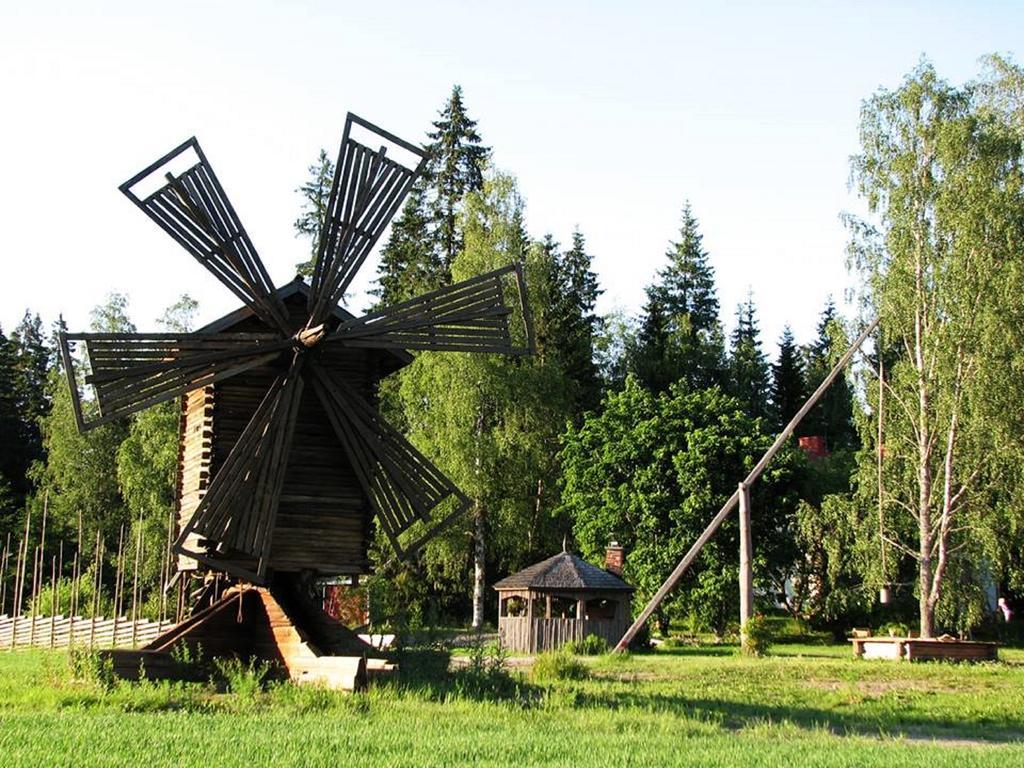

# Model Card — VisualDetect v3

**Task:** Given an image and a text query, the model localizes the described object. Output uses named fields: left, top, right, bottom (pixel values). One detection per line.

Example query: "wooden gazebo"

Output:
left=494, top=547, right=633, bottom=654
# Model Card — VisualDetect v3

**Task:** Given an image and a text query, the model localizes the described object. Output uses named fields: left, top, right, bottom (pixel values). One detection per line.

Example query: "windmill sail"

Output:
left=58, top=331, right=290, bottom=431
left=330, top=264, right=535, bottom=354
left=309, top=361, right=469, bottom=559
left=120, top=139, right=291, bottom=334
left=308, top=114, right=426, bottom=326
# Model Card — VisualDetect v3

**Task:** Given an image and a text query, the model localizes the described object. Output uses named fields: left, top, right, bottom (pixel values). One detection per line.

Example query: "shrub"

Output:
left=563, top=634, right=608, bottom=656
left=531, top=650, right=589, bottom=683
left=67, top=648, right=115, bottom=690
left=211, top=656, right=272, bottom=698
left=741, top=614, right=774, bottom=657
left=451, top=634, right=524, bottom=700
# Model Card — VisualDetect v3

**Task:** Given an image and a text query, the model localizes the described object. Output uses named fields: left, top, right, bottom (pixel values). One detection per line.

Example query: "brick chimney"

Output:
left=605, top=541, right=624, bottom=577
left=798, top=435, right=829, bottom=461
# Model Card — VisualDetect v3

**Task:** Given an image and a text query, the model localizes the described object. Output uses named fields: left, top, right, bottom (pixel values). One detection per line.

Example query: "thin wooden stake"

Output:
left=90, top=533, right=102, bottom=648
left=11, top=528, right=26, bottom=648
left=1, top=533, right=10, bottom=615
left=131, top=512, right=142, bottom=647
left=112, top=525, right=124, bottom=644
left=50, top=555, right=57, bottom=649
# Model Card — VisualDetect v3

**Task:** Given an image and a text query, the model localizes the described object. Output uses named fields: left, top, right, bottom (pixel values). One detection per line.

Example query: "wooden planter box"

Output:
left=851, top=637, right=998, bottom=662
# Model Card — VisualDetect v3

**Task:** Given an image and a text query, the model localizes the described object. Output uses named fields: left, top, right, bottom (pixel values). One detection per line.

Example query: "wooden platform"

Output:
left=851, top=636, right=998, bottom=662
left=103, top=585, right=395, bottom=690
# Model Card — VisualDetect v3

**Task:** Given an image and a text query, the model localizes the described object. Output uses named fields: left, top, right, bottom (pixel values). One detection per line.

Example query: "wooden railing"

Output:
left=498, top=616, right=627, bottom=654
left=0, top=614, right=177, bottom=650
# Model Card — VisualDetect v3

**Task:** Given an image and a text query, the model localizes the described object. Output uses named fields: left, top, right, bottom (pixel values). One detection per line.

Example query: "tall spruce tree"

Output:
left=548, top=230, right=603, bottom=416
left=372, top=186, right=442, bottom=307
left=293, top=149, right=336, bottom=278
left=629, top=202, right=724, bottom=393
left=802, top=299, right=857, bottom=450
left=371, top=86, right=490, bottom=309
left=629, top=287, right=673, bottom=393
left=425, top=85, right=490, bottom=275
left=727, top=293, right=770, bottom=420
left=770, top=326, right=806, bottom=434
left=0, top=326, right=21, bottom=518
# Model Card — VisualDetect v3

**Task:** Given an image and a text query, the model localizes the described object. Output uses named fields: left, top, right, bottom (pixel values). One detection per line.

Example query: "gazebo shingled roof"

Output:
left=493, top=551, right=633, bottom=592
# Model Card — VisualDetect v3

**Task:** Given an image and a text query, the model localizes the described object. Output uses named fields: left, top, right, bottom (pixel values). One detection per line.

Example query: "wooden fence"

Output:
left=498, top=616, right=628, bottom=654
left=0, top=614, right=177, bottom=650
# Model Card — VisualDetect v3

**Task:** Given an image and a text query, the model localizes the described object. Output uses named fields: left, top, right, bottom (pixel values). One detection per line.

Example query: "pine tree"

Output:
left=770, top=326, right=806, bottom=434
left=547, top=230, right=603, bottom=415
left=727, top=293, right=770, bottom=420
left=802, top=299, right=857, bottom=450
left=293, top=149, right=336, bottom=278
left=629, top=286, right=673, bottom=393
left=629, top=202, right=725, bottom=392
left=9, top=312, right=51, bottom=500
left=372, top=186, right=443, bottom=308
left=425, top=85, right=490, bottom=275
left=0, top=325, right=22, bottom=514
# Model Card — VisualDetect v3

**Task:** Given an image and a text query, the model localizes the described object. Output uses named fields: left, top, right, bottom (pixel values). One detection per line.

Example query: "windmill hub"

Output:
left=294, top=323, right=326, bottom=349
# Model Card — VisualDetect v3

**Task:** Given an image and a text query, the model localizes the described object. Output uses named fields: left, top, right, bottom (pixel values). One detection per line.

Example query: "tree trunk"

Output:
left=914, top=245, right=935, bottom=639
left=472, top=505, right=485, bottom=630
left=471, top=405, right=486, bottom=630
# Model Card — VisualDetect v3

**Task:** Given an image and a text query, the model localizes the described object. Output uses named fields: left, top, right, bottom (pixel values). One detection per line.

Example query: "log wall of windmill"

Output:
left=175, top=385, right=214, bottom=571
left=175, top=293, right=401, bottom=577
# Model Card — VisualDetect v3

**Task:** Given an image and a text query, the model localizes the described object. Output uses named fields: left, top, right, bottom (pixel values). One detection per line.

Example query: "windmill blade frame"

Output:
left=307, top=113, right=427, bottom=327
left=120, top=137, right=291, bottom=334
left=58, top=331, right=292, bottom=431
left=330, top=263, right=536, bottom=354
left=308, top=360, right=470, bottom=560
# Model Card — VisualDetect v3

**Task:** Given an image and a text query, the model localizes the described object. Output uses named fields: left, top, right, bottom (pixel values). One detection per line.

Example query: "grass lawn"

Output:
left=0, top=643, right=1021, bottom=767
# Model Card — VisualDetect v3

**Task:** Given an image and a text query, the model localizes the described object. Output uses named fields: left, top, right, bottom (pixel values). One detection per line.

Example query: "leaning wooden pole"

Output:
left=614, top=316, right=880, bottom=652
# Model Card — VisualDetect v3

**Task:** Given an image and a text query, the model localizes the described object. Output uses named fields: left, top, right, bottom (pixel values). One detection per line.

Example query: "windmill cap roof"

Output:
left=492, top=551, right=633, bottom=592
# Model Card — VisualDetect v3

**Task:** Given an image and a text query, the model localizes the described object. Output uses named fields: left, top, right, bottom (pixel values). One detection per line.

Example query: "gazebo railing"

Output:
left=498, top=616, right=628, bottom=654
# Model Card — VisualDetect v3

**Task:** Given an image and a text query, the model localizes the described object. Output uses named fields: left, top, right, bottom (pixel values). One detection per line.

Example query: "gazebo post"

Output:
left=526, top=589, right=534, bottom=654
left=545, top=594, right=552, bottom=619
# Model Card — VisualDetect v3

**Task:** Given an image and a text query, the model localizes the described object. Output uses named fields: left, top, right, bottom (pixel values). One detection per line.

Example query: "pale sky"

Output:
left=1, top=1, right=1020, bottom=354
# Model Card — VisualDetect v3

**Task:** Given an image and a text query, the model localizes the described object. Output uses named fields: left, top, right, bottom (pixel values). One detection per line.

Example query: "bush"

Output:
left=741, top=614, right=774, bottom=657
left=531, top=650, right=589, bottom=683
left=211, top=656, right=273, bottom=698
left=563, top=634, right=608, bottom=656
left=450, top=634, right=524, bottom=700
left=67, top=648, right=115, bottom=690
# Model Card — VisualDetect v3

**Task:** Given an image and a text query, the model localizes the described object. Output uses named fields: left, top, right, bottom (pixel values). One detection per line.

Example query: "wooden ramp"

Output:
left=104, top=586, right=395, bottom=691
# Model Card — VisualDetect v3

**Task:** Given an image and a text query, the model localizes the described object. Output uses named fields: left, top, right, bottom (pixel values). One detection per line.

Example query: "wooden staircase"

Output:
left=102, top=585, right=395, bottom=691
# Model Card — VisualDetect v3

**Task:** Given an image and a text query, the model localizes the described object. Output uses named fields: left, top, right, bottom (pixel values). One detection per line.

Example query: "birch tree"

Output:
left=848, top=60, right=1024, bottom=636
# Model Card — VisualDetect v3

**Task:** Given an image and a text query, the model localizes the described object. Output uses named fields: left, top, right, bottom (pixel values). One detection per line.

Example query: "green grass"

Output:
left=0, top=644, right=1021, bottom=767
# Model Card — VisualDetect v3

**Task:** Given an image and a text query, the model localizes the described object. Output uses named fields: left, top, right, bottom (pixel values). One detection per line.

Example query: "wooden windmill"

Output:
left=58, top=114, right=533, bottom=681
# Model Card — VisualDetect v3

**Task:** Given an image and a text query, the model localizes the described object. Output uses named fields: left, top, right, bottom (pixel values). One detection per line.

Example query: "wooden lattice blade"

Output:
left=120, top=138, right=291, bottom=334
left=58, top=331, right=292, bottom=431
left=328, top=264, right=535, bottom=354
left=174, top=358, right=305, bottom=582
left=308, top=114, right=426, bottom=327
left=308, top=360, right=469, bottom=560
